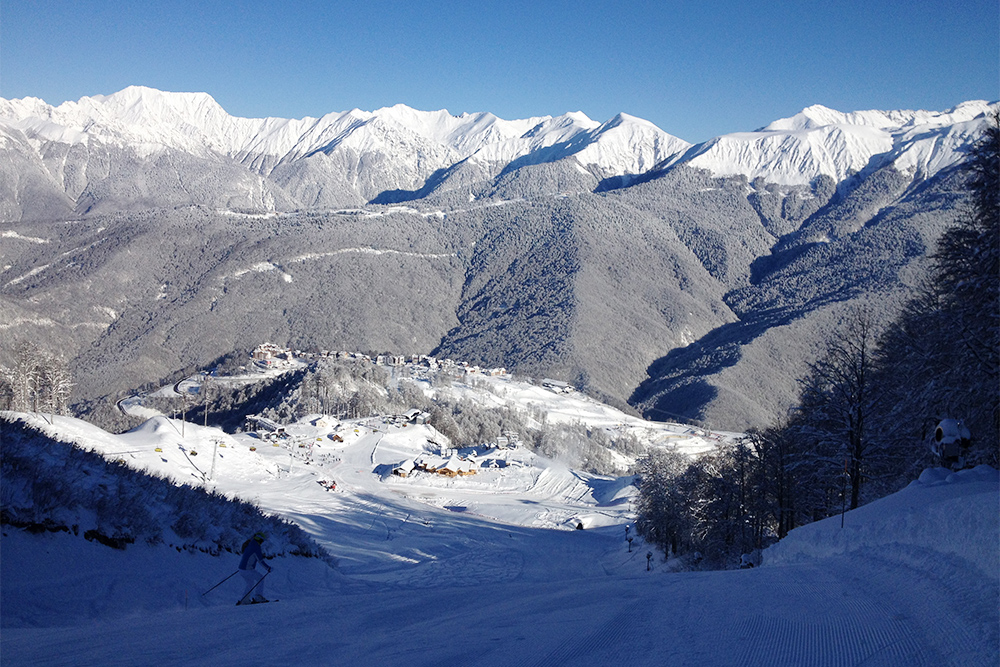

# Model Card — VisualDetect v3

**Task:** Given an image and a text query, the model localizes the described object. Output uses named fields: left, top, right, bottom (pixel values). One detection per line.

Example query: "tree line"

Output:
left=635, top=113, right=1000, bottom=568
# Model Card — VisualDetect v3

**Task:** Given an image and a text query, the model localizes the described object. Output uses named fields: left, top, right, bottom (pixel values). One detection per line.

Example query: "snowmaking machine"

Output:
left=930, top=419, right=972, bottom=471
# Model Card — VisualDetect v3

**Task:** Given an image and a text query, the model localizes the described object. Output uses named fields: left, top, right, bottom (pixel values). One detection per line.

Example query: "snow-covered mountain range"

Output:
left=1, top=86, right=993, bottom=218
left=0, top=86, right=691, bottom=214
left=1, top=88, right=996, bottom=430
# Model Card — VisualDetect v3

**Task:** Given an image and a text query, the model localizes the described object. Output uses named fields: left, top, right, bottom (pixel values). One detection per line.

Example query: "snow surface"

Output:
left=2, top=402, right=997, bottom=666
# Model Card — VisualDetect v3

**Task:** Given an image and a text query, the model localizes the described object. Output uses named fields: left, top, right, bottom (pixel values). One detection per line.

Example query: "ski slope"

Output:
left=1, top=409, right=997, bottom=666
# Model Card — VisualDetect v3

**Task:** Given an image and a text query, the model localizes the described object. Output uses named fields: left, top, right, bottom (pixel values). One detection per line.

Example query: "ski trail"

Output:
left=527, top=607, right=637, bottom=667
left=733, top=611, right=925, bottom=666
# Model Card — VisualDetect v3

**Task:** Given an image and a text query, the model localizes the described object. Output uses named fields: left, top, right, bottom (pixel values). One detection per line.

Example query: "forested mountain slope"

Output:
left=1, top=90, right=995, bottom=429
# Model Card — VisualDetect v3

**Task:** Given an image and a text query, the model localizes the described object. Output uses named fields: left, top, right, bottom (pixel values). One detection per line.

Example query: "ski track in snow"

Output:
left=0, top=408, right=996, bottom=666
left=2, top=514, right=996, bottom=666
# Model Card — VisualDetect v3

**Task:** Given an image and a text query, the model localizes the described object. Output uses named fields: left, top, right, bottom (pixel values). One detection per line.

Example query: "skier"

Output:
left=237, top=531, right=272, bottom=604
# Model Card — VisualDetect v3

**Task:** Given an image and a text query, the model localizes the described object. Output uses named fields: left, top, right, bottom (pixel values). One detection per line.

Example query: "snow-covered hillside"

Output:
left=2, top=402, right=996, bottom=665
left=51, top=365, right=727, bottom=534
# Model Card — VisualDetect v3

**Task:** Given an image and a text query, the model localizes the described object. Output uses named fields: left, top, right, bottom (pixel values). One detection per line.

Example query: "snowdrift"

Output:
left=764, top=465, right=1000, bottom=581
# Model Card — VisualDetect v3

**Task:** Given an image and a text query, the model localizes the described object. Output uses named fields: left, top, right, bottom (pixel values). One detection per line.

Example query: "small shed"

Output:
left=393, top=460, right=416, bottom=478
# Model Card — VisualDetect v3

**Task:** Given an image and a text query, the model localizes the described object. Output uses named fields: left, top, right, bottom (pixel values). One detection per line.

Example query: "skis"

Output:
left=237, top=599, right=278, bottom=606
left=235, top=569, right=271, bottom=606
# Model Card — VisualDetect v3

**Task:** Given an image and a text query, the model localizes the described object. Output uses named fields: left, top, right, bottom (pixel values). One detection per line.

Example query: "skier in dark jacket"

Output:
left=238, top=531, right=272, bottom=604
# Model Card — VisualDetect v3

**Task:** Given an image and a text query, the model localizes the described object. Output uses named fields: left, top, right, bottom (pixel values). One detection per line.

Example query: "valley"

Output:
left=1, top=90, right=996, bottom=430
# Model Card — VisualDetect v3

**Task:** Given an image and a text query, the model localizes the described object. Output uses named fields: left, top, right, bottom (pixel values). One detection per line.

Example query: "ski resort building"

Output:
left=245, top=415, right=286, bottom=437
left=542, top=379, right=572, bottom=393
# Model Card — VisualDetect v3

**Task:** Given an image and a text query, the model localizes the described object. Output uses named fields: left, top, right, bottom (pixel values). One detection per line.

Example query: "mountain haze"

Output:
left=1, top=88, right=995, bottom=429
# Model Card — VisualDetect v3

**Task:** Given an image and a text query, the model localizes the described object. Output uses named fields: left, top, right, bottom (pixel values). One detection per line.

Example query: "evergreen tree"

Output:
left=874, top=112, right=1000, bottom=466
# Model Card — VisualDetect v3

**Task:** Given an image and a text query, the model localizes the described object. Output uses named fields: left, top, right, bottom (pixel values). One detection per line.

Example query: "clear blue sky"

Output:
left=1, top=0, right=997, bottom=142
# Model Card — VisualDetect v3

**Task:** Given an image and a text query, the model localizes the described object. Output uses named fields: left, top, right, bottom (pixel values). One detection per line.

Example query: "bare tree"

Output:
left=794, top=308, right=882, bottom=510
left=0, top=373, right=13, bottom=410
left=37, top=353, right=74, bottom=416
left=5, top=341, right=43, bottom=412
left=635, top=447, right=691, bottom=557
left=1, top=342, right=74, bottom=417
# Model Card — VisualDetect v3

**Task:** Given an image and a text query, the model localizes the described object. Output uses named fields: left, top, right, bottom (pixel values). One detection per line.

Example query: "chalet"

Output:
left=392, top=460, right=416, bottom=478
left=412, top=454, right=476, bottom=477
left=399, top=408, right=430, bottom=424
left=542, top=379, right=572, bottom=393
left=439, top=456, right=477, bottom=477
left=414, top=455, right=441, bottom=472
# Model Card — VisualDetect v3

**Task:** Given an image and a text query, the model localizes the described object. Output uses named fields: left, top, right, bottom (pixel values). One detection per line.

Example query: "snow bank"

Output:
left=764, top=465, right=1000, bottom=580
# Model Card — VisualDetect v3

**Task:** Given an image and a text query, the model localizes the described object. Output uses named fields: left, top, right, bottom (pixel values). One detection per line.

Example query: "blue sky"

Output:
left=1, top=0, right=997, bottom=142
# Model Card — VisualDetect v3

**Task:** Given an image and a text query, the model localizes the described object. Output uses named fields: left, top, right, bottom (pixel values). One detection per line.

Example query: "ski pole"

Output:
left=236, top=570, right=271, bottom=606
left=202, top=570, right=239, bottom=596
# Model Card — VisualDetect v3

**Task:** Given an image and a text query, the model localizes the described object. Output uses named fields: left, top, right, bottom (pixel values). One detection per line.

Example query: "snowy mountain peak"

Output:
left=91, top=85, right=221, bottom=111
left=602, top=112, right=658, bottom=130
left=521, top=111, right=599, bottom=138
left=688, top=100, right=998, bottom=186
left=761, top=104, right=905, bottom=132
left=764, top=101, right=995, bottom=135
left=72, top=86, right=233, bottom=136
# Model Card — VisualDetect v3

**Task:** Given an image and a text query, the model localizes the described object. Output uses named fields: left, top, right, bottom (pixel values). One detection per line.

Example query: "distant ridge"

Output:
left=1, top=87, right=992, bottom=216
